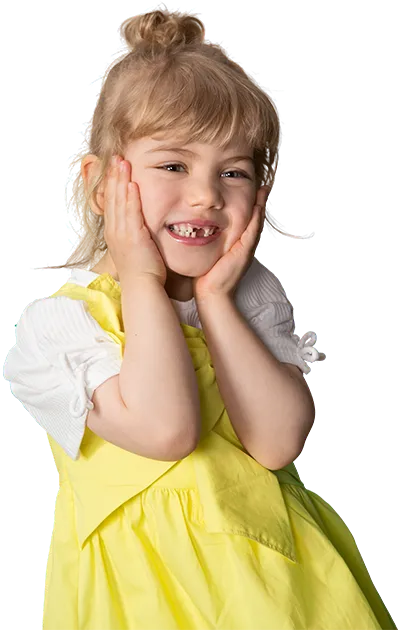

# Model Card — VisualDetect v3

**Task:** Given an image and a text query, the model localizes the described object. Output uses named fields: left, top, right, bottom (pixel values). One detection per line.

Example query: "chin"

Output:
left=167, top=261, right=215, bottom=278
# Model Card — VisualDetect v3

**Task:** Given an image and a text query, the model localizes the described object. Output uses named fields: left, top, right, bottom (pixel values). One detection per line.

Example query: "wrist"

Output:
left=195, top=292, right=235, bottom=317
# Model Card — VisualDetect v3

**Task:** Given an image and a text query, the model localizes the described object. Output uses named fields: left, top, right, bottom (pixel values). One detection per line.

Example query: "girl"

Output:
left=3, top=7, right=397, bottom=630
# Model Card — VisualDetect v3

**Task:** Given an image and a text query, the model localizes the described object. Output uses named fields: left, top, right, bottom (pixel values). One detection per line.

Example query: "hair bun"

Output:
left=120, top=7, right=205, bottom=55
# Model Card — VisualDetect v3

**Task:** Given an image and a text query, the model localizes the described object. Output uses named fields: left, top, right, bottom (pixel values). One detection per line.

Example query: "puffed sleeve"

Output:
left=237, top=259, right=326, bottom=375
left=3, top=296, right=123, bottom=460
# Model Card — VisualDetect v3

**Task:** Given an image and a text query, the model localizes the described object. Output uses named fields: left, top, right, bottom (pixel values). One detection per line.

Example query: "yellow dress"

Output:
left=42, top=273, right=397, bottom=630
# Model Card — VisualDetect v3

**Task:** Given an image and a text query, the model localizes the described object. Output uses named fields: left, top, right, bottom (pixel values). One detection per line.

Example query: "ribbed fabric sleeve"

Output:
left=233, top=259, right=324, bottom=375
left=3, top=296, right=123, bottom=460
left=3, top=260, right=325, bottom=460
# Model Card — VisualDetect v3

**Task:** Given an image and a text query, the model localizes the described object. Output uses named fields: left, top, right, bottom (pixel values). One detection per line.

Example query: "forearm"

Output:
left=119, top=275, right=201, bottom=447
left=197, top=295, right=315, bottom=470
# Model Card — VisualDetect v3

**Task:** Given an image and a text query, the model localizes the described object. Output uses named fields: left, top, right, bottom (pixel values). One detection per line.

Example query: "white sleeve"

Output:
left=3, top=296, right=123, bottom=460
left=242, top=262, right=326, bottom=375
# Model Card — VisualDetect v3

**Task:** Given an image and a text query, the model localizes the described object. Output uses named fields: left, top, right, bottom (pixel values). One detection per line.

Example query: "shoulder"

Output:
left=18, top=295, right=86, bottom=326
left=7, top=295, right=115, bottom=375
left=251, top=257, right=290, bottom=296
left=18, top=296, right=104, bottom=351
left=235, top=257, right=293, bottom=312
left=22, top=294, right=91, bottom=323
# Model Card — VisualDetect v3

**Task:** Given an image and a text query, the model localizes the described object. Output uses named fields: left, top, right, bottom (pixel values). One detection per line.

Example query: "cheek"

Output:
left=139, top=188, right=175, bottom=227
left=231, top=210, right=252, bottom=240
left=221, top=218, right=248, bottom=251
left=233, top=207, right=252, bottom=231
left=152, top=185, right=174, bottom=203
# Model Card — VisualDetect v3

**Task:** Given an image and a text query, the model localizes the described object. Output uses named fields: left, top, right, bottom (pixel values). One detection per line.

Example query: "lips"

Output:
left=167, top=225, right=220, bottom=238
left=166, top=220, right=222, bottom=229
left=165, top=225, right=223, bottom=245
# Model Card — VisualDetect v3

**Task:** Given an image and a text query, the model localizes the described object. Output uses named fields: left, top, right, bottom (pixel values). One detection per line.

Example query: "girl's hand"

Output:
left=103, top=155, right=167, bottom=286
left=193, top=186, right=270, bottom=303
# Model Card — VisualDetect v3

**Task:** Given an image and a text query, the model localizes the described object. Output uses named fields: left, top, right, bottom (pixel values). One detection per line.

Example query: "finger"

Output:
left=104, top=160, right=118, bottom=231
left=255, top=186, right=270, bottom=210
left=260, top=185, right=271, bottom=204
left=253, top=203, right=265, bottom=227
left=250, top=203, right=263, bottom=224
left=241, top=205, right=262, bottom=248
left=126, top=180, right=142, bottom=233
left=252, top=205, right=265, bottom=243
left=115, top=160, right=130, bottom=232
left=258, top=207, right=266, bottom=235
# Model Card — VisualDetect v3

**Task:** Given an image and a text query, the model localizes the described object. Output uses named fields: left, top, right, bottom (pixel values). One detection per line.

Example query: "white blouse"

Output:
left=3, top=257, right=325, bottom=460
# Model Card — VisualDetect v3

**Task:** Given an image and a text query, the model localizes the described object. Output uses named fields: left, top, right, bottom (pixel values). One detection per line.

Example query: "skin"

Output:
left=81, top=135, right=258, bottom=301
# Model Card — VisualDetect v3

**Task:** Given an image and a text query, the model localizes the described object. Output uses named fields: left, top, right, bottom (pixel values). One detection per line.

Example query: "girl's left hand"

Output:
left=193, top=185, right=271, bottom=303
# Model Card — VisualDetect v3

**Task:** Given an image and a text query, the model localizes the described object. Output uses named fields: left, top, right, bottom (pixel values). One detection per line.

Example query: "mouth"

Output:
left=166, top=224, right=221, bottom=238
left=165, top=224, right=223, bottom=246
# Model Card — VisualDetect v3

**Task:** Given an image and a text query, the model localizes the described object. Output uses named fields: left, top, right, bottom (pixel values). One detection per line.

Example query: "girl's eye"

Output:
left=158, top=164, right=249, bottom=179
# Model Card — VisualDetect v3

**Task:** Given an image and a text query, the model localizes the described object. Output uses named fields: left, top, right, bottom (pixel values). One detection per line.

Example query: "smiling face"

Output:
left=86, top=134, right=258, bottom=301
left=128, top=135, right=257, bottom=295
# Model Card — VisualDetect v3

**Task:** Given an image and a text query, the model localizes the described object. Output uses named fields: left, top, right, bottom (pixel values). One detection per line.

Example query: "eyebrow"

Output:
left=145, top=145, right=255, bottom=165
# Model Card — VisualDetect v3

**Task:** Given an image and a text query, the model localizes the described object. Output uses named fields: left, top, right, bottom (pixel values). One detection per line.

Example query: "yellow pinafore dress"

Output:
left=42, top=273, right=397, bottom=629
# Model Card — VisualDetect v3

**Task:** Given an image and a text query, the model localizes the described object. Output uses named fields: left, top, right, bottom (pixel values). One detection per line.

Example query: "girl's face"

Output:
left=122, top=135, right=258, bottom=300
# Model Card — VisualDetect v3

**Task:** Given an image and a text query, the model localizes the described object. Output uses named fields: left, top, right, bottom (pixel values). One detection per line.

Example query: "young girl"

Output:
left=3, top=7, right=397, bottom=630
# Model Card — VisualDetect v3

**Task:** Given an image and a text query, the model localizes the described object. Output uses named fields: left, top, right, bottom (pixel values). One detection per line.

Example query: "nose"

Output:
left=187, top=178, right=223, bottom=210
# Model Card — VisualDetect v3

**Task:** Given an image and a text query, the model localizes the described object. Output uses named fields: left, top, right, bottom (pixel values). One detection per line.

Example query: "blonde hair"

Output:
left=36, top=5, right=313, bottom=272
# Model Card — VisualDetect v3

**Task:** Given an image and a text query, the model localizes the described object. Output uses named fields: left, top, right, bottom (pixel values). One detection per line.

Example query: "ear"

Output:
left=81, top=154, right=105, bottom=216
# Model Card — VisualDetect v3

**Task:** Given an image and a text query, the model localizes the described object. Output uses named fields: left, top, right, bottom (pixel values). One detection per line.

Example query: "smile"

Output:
left=165, top=225, right=223, bottom=246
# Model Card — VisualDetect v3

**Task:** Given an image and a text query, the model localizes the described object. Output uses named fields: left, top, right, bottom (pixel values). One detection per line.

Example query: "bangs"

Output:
left=123, top=53, right=271, bottom=152
left=42, top=12, right=309, bottom=275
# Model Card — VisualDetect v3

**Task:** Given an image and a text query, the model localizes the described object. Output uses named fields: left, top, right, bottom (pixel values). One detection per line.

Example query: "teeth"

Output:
left=169, top=224, right=217, bottom=238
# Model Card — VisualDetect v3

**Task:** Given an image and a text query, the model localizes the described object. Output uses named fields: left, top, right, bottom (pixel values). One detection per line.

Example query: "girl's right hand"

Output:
left=103, top=155, right=167, bottom=286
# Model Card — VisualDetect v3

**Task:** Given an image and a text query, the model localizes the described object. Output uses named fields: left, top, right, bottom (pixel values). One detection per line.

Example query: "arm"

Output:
left=119, top=275, right=202, bottom=456
left=197, top=294, right=315, bottom=470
